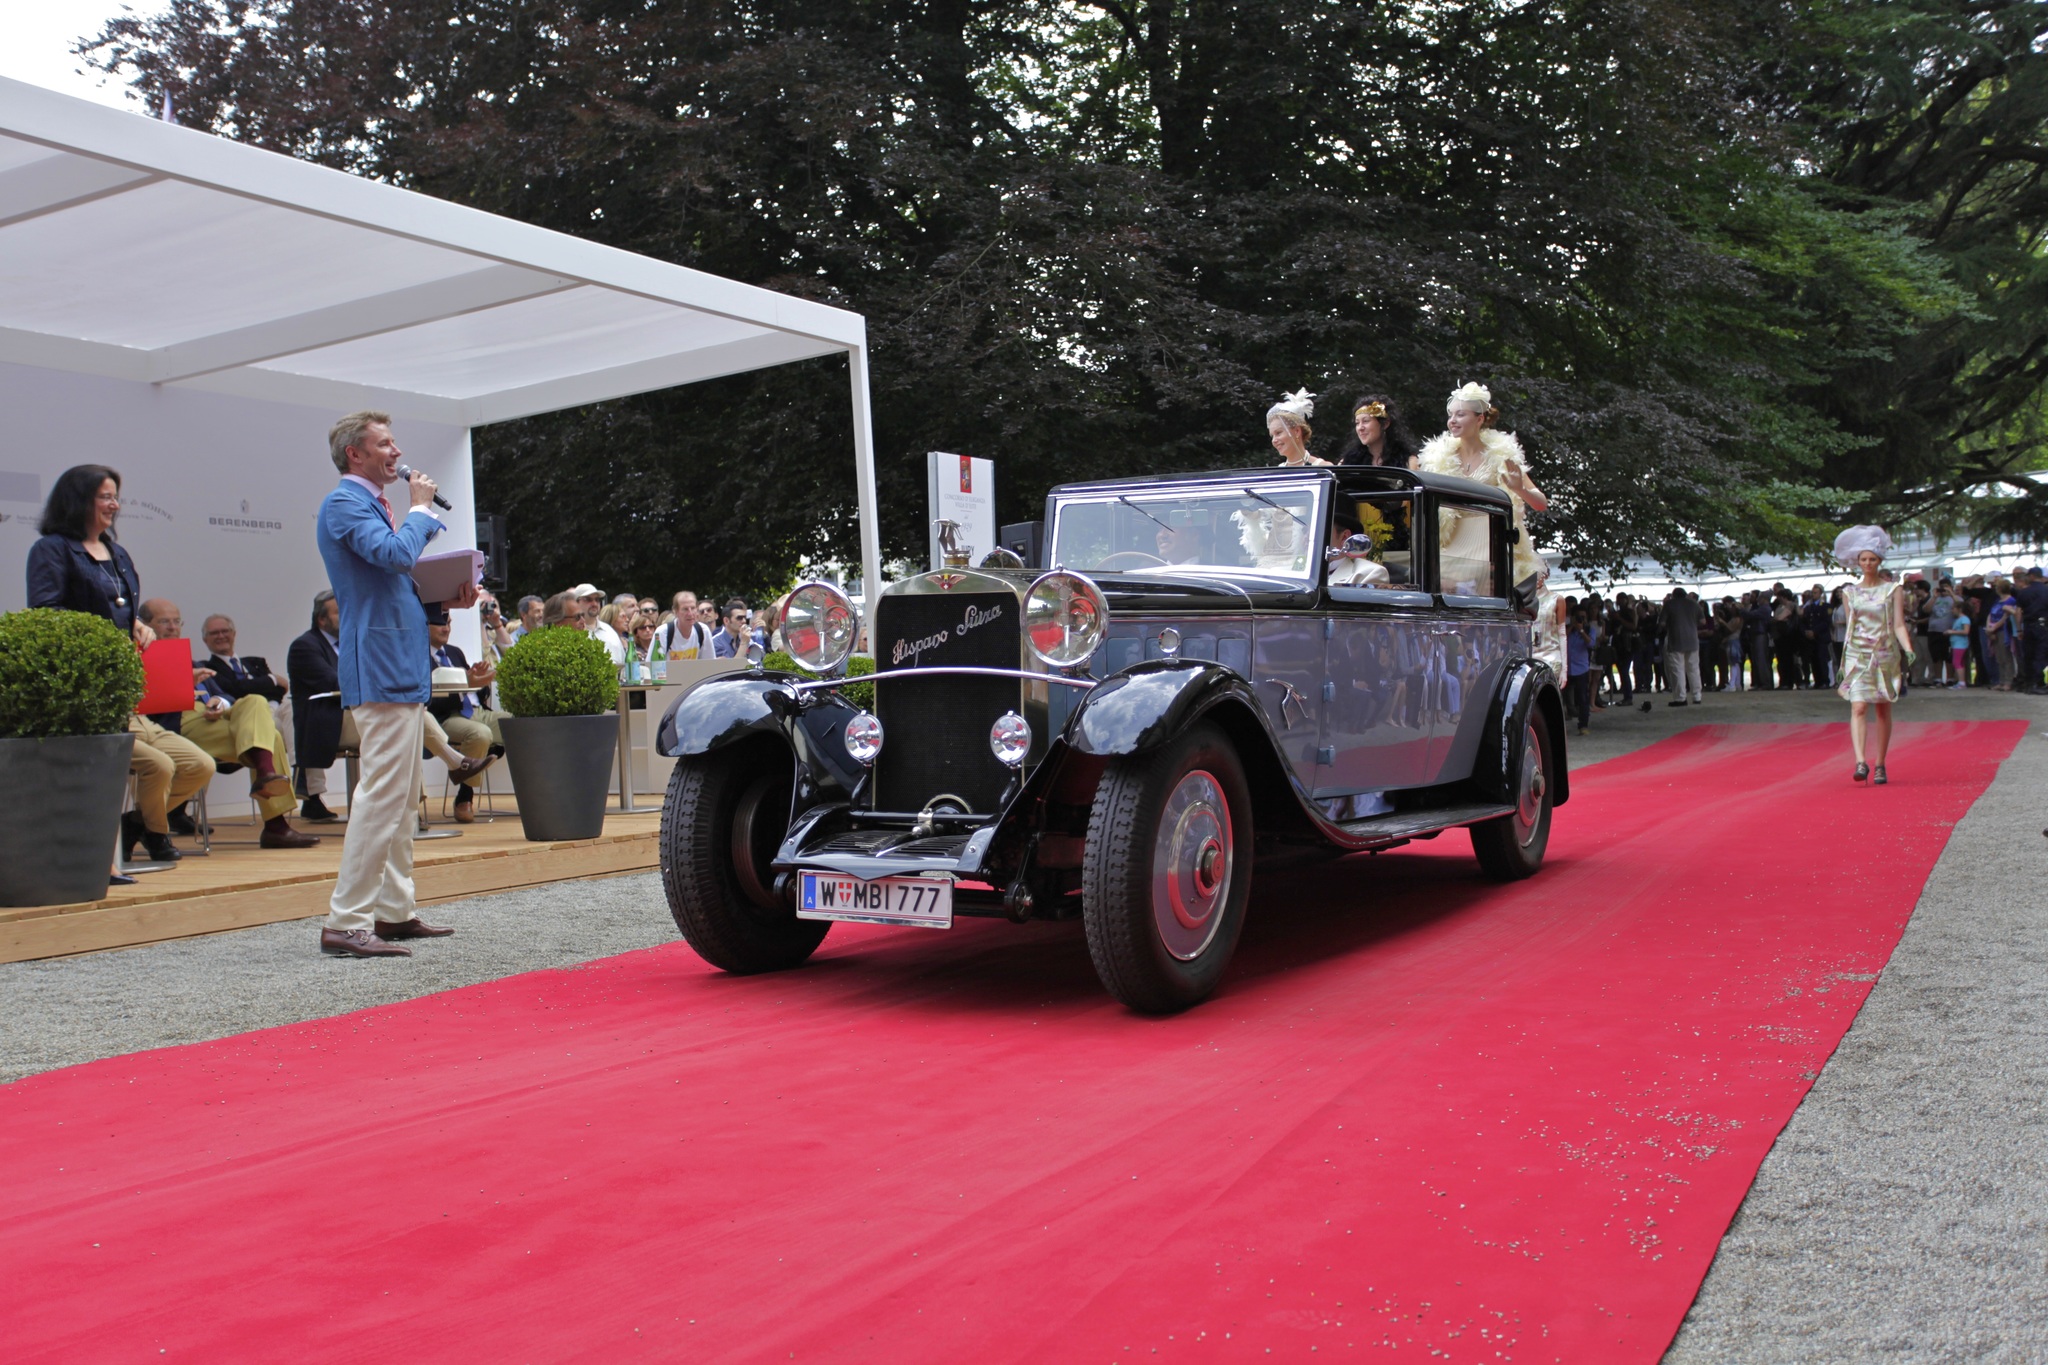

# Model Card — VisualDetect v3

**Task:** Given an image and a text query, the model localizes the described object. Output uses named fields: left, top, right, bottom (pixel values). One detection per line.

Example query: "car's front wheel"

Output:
left=660, top=745, right=828, bottom=972
left=1082, top=723, right=1253, bottom=1013
left=1470, top=713, right=1553, bottom=880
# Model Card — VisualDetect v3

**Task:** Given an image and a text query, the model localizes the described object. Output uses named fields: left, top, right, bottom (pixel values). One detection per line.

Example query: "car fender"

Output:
left=656, top=673, right=800, bottom=758
left=1473, top=659, right=1570, bottom=808
left=1067, top=659, right=1261, bottom=757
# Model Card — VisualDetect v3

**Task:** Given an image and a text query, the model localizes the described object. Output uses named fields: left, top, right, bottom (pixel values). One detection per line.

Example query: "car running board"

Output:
left=1332, top=801, right=1517, bottom=850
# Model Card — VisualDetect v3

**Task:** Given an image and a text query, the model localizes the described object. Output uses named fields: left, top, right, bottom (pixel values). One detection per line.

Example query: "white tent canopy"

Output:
left=0, top=73, right=884, bottom=594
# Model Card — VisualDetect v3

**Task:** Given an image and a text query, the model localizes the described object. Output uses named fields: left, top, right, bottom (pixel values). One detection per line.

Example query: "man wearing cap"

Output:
left=568, top=582, right=625, bottom=666
left=2016, top=566, right=2048, bottom=694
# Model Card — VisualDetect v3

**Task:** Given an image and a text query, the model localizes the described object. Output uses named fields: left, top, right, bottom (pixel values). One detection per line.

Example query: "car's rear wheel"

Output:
left=1470, top=714, right=1553, bottom=880
left=1083, top=723, right=1253, bottom=1013
left=660, top=745, right=827, bottom=972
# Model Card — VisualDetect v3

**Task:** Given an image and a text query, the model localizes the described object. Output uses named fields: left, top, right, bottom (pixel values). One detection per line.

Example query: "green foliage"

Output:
left=83, top=0, right=2048, bottom=584
left=763, top=651, right=876, bottom=710
left=495, top=626, right=618, bottom=718
left=0, top=609, right=145, bottom=739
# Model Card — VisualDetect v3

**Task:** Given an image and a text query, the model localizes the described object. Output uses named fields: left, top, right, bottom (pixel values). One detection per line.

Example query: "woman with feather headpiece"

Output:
left=1417, top=382, right=1547, bottom=593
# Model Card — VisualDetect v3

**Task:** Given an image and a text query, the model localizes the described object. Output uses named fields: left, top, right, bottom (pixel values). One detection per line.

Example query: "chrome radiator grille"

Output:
left=872, top=591, right=1018, bottom=814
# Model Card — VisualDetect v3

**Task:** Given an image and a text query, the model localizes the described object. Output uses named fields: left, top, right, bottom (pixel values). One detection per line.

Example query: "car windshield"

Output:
left=1050, top=482, right=1325, bottom=580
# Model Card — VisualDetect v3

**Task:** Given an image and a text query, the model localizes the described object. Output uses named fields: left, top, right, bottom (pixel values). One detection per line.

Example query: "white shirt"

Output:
left=588, top=619, right=625, bottom=666
left=658, top=619, right=711, bottom=660
left=342, top=473, right=442, bottom=525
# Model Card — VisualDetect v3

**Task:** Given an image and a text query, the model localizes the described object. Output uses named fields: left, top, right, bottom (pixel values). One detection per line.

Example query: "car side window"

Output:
left=1431, top=499, right=1505, bottom=600
left=1329, top=491, right=1417, bottom=587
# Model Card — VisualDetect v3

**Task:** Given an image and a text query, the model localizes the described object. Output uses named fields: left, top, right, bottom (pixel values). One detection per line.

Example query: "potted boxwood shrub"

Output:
left=495, top=626, right=620, bottom=841
left=0, top=608, right=145, bottom=906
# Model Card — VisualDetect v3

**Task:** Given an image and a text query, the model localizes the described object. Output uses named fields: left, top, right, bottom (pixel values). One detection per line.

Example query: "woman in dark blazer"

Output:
left=26, top=464, right=208, bottom=868
left=26, top=464, right=147, bottom=640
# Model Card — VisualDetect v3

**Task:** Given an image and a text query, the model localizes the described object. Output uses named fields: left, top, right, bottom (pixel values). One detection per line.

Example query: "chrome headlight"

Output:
left=1024, top=570, right=1109, bottom=668
left=772, top=581, right=858, bottom=674
left=989, top=711, right=1031, bottom=767
left=844, top=711, right=883, bottom=765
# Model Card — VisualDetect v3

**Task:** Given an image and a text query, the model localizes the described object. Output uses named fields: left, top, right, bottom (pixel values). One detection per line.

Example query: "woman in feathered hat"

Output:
left=1418, top=382, right=1547, bottom=592
left=1265, top=389, right=1332, bottom=468
left=1832, top=524, right=1916, bottom=784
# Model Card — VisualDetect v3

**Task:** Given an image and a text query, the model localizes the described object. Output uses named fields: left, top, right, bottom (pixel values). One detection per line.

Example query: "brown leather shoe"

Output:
left=375, top=917, right=455, bottom=940
left=452, top=798, right=476, bottom=825
left=321, top=927, right=412, bottom=957
left=449, top=754, right=499, bottom=784
left=260, top=819, right=321, bottom=849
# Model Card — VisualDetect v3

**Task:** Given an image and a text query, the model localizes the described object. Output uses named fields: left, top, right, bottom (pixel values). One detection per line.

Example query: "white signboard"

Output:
left=927, top=452, right=995, bottom=570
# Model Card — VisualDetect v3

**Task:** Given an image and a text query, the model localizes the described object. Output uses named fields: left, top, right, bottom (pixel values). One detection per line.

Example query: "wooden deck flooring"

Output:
left=0, top=798, right=663, bottom=963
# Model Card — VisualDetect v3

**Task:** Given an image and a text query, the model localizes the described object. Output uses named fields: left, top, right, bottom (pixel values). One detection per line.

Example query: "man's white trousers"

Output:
left=325, top=701, right=422, bottom=932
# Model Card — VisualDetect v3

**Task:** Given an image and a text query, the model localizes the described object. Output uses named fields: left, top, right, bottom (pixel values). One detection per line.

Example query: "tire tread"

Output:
left=659, top=751, right=826, bottom=973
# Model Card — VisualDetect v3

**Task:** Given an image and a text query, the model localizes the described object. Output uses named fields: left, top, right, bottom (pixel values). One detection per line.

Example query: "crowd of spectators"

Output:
left=22, top=460, right=793, bottom=868
left=1554, top=566, right=2048, bottom=735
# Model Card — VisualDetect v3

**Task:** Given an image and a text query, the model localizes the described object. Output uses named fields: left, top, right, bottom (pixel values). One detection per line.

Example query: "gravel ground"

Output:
left=0, top=876, right=677, bottom=1085
left=3, top=679, right=2043, bottom=1361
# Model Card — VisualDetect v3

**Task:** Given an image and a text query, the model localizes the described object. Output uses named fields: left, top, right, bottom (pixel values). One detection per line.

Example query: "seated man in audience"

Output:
left=201, top=613, right=286, bottom=706
left=508, top=594, right=544, bottom=642
left=426, top=620, right=506, bottom=824
left=137, top=597, right=319, bottom=850
left=658, top=590, right=712, bottom=660
left=570, top=582, right=625, bottom=665
left=125, top=715, right=211, bottom=863
left=201, top=611, right=294, bottom=769
left=288, top=590, right=345, bottom=822
left=711, top=600, right=762, bottom=658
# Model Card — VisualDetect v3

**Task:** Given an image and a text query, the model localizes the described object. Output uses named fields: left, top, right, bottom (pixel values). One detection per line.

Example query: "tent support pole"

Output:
left=848, top=343, right=883, bottom=610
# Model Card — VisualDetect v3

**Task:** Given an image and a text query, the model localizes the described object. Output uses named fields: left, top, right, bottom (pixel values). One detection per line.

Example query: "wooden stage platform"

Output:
left=0, top=799, right=663, bottom=963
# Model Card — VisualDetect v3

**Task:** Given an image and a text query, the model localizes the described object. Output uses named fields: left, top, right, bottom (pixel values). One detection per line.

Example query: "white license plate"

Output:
left=796, top=872, right=954, bottom=929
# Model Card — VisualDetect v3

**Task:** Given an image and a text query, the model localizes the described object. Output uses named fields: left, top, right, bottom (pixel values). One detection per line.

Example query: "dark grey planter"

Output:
left=0, top=732, right=136, bottom=907
left=500, top=713, right=618, bottom=842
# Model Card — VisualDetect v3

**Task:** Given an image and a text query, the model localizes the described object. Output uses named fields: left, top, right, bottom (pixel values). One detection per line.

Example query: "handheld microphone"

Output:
left=394, top=464, right=453, bottom=511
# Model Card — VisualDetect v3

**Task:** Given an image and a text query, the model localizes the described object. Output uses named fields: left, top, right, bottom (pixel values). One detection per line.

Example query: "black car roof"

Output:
left=1048, top=463, right=1513, bottom=510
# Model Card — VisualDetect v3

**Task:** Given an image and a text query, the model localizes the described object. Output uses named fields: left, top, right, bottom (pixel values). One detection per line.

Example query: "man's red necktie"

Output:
left=377, top=493, right=398, bottom=530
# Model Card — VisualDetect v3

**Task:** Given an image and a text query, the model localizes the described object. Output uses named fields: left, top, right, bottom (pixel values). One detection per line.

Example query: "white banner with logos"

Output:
left=0, top=360, right=479, bottom=809
left=926, top=451, right=995, bottom=570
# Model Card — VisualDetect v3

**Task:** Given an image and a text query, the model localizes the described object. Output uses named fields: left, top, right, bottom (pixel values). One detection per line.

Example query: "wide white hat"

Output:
left=1832, top=525, right=1893, bottom=570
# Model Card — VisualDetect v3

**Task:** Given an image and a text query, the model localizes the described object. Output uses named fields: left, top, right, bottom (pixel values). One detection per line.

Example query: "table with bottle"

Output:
left=612, top=652, right=744, bottom=814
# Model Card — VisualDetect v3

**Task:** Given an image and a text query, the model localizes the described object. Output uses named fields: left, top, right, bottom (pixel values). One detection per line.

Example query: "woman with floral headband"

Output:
left=1336, top=393, right=1419, bottom=469
left=1833, top=524, right=1916, bottom=784
left=1418, top=382, right=1548, bottom=592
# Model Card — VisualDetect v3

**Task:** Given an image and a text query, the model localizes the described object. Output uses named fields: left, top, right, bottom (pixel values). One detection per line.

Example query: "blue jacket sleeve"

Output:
left=25, top=536, right=69, bottom=609
left=322, top=494, right=440, bottom=574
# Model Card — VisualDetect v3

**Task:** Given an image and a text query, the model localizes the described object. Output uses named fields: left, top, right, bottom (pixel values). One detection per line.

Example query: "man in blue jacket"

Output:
left=314, top=411, right=478, bottom=958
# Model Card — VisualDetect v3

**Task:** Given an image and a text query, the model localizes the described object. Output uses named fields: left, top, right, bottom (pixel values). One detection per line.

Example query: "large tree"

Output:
left=84, top=0, right=2038, bottom=596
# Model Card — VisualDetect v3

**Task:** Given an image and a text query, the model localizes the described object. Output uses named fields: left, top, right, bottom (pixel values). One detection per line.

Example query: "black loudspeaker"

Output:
left=475, top=514, right=509, bottom=590
left=1001, top=520, right=1044, bottom=569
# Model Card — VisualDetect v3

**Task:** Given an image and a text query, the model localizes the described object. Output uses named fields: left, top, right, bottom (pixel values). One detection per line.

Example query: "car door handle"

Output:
left=1263, top=678, right=1309, bottom=730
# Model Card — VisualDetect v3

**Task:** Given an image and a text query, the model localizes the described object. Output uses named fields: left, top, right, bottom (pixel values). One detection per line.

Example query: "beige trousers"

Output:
left=177, top=695, right=296, bottom=821
left=325, top=702, right=423, bottom=932
left=128, top=715, right=213, bottom=833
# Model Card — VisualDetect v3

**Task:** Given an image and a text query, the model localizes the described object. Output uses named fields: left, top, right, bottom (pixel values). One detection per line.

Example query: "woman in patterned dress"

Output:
left=1833, top=525, right=1917, bottom=785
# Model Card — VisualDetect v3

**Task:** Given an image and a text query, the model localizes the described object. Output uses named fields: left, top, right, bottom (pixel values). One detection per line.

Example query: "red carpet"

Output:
left=0, top=720, right=2022, bottom=1364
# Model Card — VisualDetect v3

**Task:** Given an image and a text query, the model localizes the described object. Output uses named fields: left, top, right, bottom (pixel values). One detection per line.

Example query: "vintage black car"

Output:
left=655, top=464, right=1568, bottom=1012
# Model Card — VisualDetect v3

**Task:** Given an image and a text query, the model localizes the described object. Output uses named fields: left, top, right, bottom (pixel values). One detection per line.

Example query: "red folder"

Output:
left=138, top=637, right=195, bottom=716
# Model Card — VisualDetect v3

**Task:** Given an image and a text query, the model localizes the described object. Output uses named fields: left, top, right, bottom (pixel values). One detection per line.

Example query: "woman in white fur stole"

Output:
left=1417, top=382, right=1548, bottom=593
